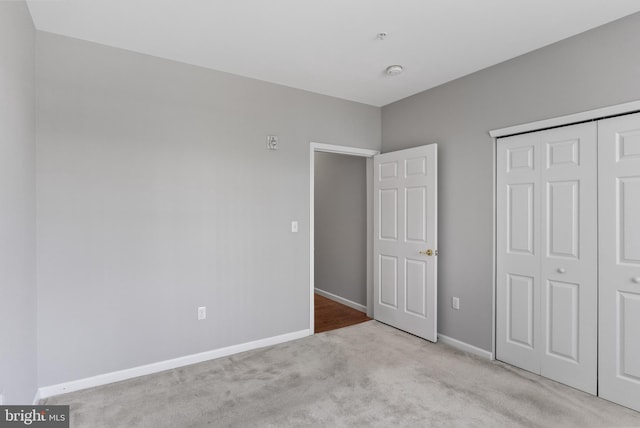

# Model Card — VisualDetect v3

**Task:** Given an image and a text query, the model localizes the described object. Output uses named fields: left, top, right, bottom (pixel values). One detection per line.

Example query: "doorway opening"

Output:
left=313, top=293, right=370, bottom=333
left=309, top=143, right=379, bottom=334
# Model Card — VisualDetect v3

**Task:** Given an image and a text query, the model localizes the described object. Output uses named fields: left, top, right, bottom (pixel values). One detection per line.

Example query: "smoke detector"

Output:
left=385, top=65, right=404, bottom=76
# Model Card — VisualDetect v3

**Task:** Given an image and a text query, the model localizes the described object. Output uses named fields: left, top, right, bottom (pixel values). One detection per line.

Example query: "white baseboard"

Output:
left=314, top=288, right=367, bottom=313
left=438, top=334, right=494, bottom=360
left=38, top=329, right=310, bottom=399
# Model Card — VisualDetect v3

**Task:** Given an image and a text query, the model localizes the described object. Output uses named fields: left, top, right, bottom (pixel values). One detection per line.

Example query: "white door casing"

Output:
left=497, top=122, right=597, bottom=394
left=373, top=144, right=438, bottom=342
left=598, top=112, right=640, bottom=412
left=309, top=143, right=379, bottom=334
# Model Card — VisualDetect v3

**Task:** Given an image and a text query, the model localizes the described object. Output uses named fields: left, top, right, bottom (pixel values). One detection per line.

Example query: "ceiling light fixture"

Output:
left=377, top=32, right=387, bottom=40
left=385, top=65, right=404, bottom=76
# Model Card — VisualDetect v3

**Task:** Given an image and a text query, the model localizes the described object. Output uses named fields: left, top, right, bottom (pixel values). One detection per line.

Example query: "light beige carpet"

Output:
left=43, top=321, right=640, bottom=427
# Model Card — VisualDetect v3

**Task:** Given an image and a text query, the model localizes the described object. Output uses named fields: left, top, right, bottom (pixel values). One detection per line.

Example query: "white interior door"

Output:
left=598, top=112, right=640, bottom=412
left=497, top=122, right=597, bottom=394
left=373, top=144, right=437, bottom=341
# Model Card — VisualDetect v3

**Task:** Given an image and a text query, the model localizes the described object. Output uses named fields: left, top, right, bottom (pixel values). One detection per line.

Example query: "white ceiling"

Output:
left=26, top=0, right=640, bottom=107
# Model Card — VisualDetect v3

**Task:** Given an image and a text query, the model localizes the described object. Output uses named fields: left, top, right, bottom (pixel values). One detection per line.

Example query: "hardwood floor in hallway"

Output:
left=314, top=293, right=371, bottom=333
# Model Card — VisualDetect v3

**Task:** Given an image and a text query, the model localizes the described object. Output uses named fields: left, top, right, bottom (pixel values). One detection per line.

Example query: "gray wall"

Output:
left=0, top=1, right=37, bottom=404
left=36, top=32, right=380, bottom=386
left=381, top=12, right=640, bottom=351
left=314, top=152, right=367, bottom=306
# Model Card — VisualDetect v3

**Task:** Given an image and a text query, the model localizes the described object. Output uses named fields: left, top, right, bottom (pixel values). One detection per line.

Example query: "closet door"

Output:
left=497, top=131, right=542, bottom=374
left=598, top=112, right=640, bottom=412
left=538, top=123, right=597, bottom=394
left=497, top=122, right=597, bottom=394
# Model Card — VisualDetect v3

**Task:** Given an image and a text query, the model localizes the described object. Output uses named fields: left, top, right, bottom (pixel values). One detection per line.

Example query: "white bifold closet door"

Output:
left=496, top=122, right=597, bottom=394
left=598, top=113, right=640, bottom=412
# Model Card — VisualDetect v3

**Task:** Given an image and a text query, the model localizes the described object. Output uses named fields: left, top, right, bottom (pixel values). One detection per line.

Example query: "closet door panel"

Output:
left=598, top=112, right=640, bottom=412
left=497, top=122, right=597, bottom=395
left=539, top=123, right=597, bottom=394
left=497, top=133, right=541, bottom=374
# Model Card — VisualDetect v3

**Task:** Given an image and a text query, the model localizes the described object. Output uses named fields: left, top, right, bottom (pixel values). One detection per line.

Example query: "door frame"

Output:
left=489, top=99, right=640, bottom=359
left=309, top=142, right=380, bottom=334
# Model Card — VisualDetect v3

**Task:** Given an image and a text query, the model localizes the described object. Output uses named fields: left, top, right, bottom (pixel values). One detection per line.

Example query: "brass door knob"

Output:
left=420, top=249, right=434, bottom=256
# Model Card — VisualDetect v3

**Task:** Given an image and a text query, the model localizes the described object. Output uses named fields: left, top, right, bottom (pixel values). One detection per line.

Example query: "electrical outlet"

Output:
left=452, top=297, right=460, bottom=310
left=197, top=306, right=206, bottom=320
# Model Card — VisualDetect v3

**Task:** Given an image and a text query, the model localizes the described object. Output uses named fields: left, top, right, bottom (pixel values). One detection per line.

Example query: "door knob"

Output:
left=557, top=268, right=566, bottom=274
left=632, top=277, right=640, bottom=284
left=420, top=249, right=433, bottom=256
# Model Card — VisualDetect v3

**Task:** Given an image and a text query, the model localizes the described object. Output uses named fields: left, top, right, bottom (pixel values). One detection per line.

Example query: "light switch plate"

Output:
left=197, top=306, right=206, bottom=320
left=291, top=221, right=298, bottom=233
